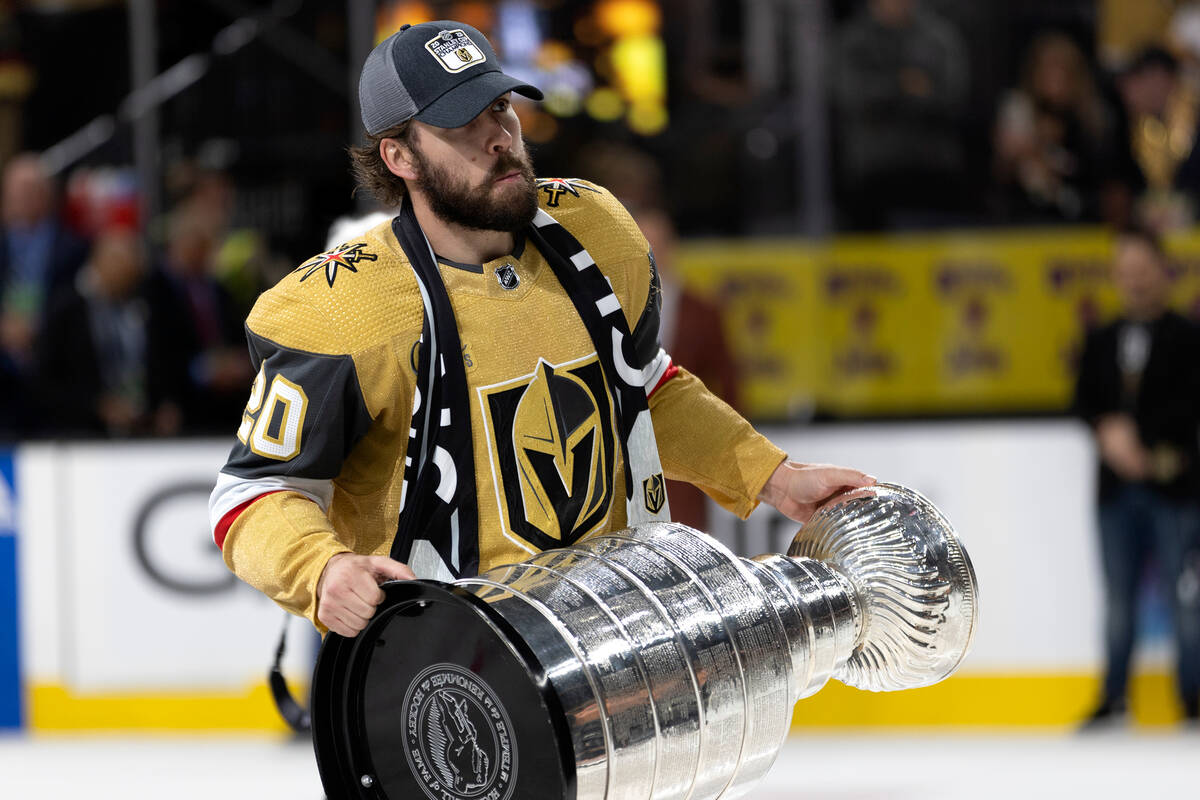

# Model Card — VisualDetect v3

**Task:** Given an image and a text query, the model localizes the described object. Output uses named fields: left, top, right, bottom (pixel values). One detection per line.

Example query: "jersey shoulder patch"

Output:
left=294, top=240, right=378, bottom=288
left=535, top=176, right=642, bottom=248
left=536, top=177, right=604, bottom=209
left=250, top=217, right=422, bottom=358
left=536, top=176, right=648, bottom=297
left=290, top=216, right=396, bottom=290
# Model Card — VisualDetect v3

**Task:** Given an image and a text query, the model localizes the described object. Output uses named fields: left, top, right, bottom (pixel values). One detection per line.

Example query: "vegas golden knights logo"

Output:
left=456, top=47, right=472, bottom=62
left=643, top=473, right=666, bottom=514
left=481, top=355, right=614, bottom=551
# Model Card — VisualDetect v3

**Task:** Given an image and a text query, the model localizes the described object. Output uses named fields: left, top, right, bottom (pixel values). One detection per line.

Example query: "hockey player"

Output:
left=209, top=20, right=875, bottom=637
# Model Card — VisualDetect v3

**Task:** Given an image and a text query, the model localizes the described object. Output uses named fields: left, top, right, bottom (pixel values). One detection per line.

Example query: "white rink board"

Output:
left=17, top=440, right=316, bottom=693
left=16, top=420, right=1104, bottom=696
left=708, top=419, right=1106, bottom=672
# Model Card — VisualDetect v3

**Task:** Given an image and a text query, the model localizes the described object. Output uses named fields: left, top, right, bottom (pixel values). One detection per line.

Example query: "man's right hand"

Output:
left=1096, top=413, right=1151, bottom=482
left=316, top=552, right=416, bottom=637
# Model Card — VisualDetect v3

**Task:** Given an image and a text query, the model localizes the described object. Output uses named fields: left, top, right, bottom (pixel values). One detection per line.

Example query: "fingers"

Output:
left=812, top=465, right=877, bottom=491
left=340, top=577, right=382, bottom=618
left=322, top=610, right=368, bottom=638
left=317, top=579, right=378, bottom=637
left=760, top=460, right=879, bottom=523
left=317, top=554, right=416, bottom=637
left=368, top=556, right=417, bottom=582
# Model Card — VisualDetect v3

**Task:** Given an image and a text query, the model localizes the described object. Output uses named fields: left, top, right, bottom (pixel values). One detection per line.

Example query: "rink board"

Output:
left=10, top=423, right=1187, bottom=730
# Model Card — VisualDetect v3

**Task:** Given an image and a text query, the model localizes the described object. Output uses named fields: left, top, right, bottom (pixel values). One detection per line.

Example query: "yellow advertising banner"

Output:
left=673, top=240, right=822, bottom=420
left=678, top=227, right=1200, bottom=420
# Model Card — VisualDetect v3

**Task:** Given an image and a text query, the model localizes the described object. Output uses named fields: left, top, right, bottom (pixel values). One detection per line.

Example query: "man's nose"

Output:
left=485, top=119, right=512, bottom=155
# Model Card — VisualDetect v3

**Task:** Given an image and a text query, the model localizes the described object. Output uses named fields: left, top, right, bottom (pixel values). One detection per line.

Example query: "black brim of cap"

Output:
left=414, top=70, right=544, bottom=128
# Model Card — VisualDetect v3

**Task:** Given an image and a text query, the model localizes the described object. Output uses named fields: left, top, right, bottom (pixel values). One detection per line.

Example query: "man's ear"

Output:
left=381, top=136, right=418, bottom=181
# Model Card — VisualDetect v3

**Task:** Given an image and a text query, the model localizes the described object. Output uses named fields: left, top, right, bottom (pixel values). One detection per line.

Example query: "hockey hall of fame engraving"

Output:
left=402, top=663, right=518, bottom=800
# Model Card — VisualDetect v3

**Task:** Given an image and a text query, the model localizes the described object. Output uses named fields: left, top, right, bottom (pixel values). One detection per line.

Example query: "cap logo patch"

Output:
left=425, top=29, right=486, bottom=73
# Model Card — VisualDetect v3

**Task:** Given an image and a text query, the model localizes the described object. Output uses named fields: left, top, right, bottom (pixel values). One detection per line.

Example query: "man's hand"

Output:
left=316, top=552, right=416, bottom=637
left=758, top=460, right=877, bottom=524
left=1096, top=414, right=1150, bottom=482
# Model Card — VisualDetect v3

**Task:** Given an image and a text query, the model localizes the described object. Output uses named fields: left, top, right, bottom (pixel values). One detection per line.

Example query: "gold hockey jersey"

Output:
left=210, top=180, right=785, bottom=629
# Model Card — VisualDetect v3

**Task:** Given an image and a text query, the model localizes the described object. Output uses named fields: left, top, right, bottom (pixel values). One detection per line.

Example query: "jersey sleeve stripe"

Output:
left=642, top=347, right=671, bottom=394
left=209, top=471, right=335, bottom=538
left=648, top=359, right=678, bottom=399
left=213, top=491, right=284, bottom=550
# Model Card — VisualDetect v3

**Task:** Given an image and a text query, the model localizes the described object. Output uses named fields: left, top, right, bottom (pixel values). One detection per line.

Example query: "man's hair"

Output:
left=1127, top=46, right=1179, bottom=77
left=348, top=121, right=413, bottom=208
left=1116, top=224, right=1167, bottom=263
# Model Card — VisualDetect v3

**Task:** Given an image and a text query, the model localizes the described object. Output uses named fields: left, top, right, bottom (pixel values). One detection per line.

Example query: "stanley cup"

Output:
left=312, top=483, right=979, bottom=800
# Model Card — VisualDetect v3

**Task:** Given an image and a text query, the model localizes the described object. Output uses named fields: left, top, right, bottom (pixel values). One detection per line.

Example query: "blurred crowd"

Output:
left=0, top=153, right=287, bottom=440
left=831, top=0, right=1200, bottom=233
left=8, top=0, right=1200, bottom=440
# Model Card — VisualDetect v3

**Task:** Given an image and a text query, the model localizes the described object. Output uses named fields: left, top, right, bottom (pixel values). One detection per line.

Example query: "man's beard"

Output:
left=412, top=143, right=538, bottom=233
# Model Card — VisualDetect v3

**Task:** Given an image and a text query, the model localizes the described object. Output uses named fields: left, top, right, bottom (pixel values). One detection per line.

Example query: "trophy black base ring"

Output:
left=312, top=580, right=576, bottom=800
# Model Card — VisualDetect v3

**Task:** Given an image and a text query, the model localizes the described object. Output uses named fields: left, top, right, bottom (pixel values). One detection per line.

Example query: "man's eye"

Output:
left=493, top=99, right=509, bottom=112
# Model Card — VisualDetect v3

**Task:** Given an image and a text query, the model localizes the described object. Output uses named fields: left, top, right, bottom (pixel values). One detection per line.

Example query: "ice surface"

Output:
left=1, top=729, right=1197, bottom=799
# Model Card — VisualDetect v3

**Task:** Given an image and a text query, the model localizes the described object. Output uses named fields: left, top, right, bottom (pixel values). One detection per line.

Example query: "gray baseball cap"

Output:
left=358, top=20, right=543, bottom=135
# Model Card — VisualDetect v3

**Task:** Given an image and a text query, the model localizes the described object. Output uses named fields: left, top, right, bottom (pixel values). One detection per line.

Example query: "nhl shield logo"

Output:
left=496, top=263, right=519, bottom=290
left=642, top=473, right=666, bottom=514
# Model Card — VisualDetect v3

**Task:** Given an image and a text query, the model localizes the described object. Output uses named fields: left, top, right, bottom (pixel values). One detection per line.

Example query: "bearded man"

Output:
left=208, top=20, right=874, bottom=637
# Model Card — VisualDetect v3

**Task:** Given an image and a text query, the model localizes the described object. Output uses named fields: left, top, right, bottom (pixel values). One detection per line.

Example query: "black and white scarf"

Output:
left=389, top=201, right=670, bottom=579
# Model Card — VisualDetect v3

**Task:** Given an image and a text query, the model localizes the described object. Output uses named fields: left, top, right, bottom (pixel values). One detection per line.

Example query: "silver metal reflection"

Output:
left=454, top=482, right=978, bottom=800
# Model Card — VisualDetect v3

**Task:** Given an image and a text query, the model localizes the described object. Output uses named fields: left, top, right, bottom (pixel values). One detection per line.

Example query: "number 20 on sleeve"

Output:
left=237, top=366, right=310, bottom=461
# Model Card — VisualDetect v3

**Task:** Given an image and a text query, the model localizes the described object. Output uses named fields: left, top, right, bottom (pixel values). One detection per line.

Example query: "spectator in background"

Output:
left=1074, top=227, right=1200, bottom=729
left=832, top=0, right=969, bottom=230
left=0, top=153, right=86, bottom=433
left=1114, top=47, right=1200, bottom=231
left=146, top=211, right=253, bottom=435
left=992, top=33, right=1115, bottom=224
left=169, top=165, right=277, bottom=314
left=34, top=227, right=151, bottom=437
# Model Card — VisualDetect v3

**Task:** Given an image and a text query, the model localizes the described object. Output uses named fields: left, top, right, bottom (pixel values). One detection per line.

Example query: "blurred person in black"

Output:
left=0, top=153, right=86, bottom=433
left=146, top=211, right=254, bottom=435
left=991, top=32, right=1115, bottom=224
left=1112, top=47, right=1200, bottom=231
left=169, top=164, right=280, bottom=313
left=34, top=227, right=152, bottom=437
left=832, top=0, right=969, bottom=230
left=1074, top=226, right=1200, bottom=728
